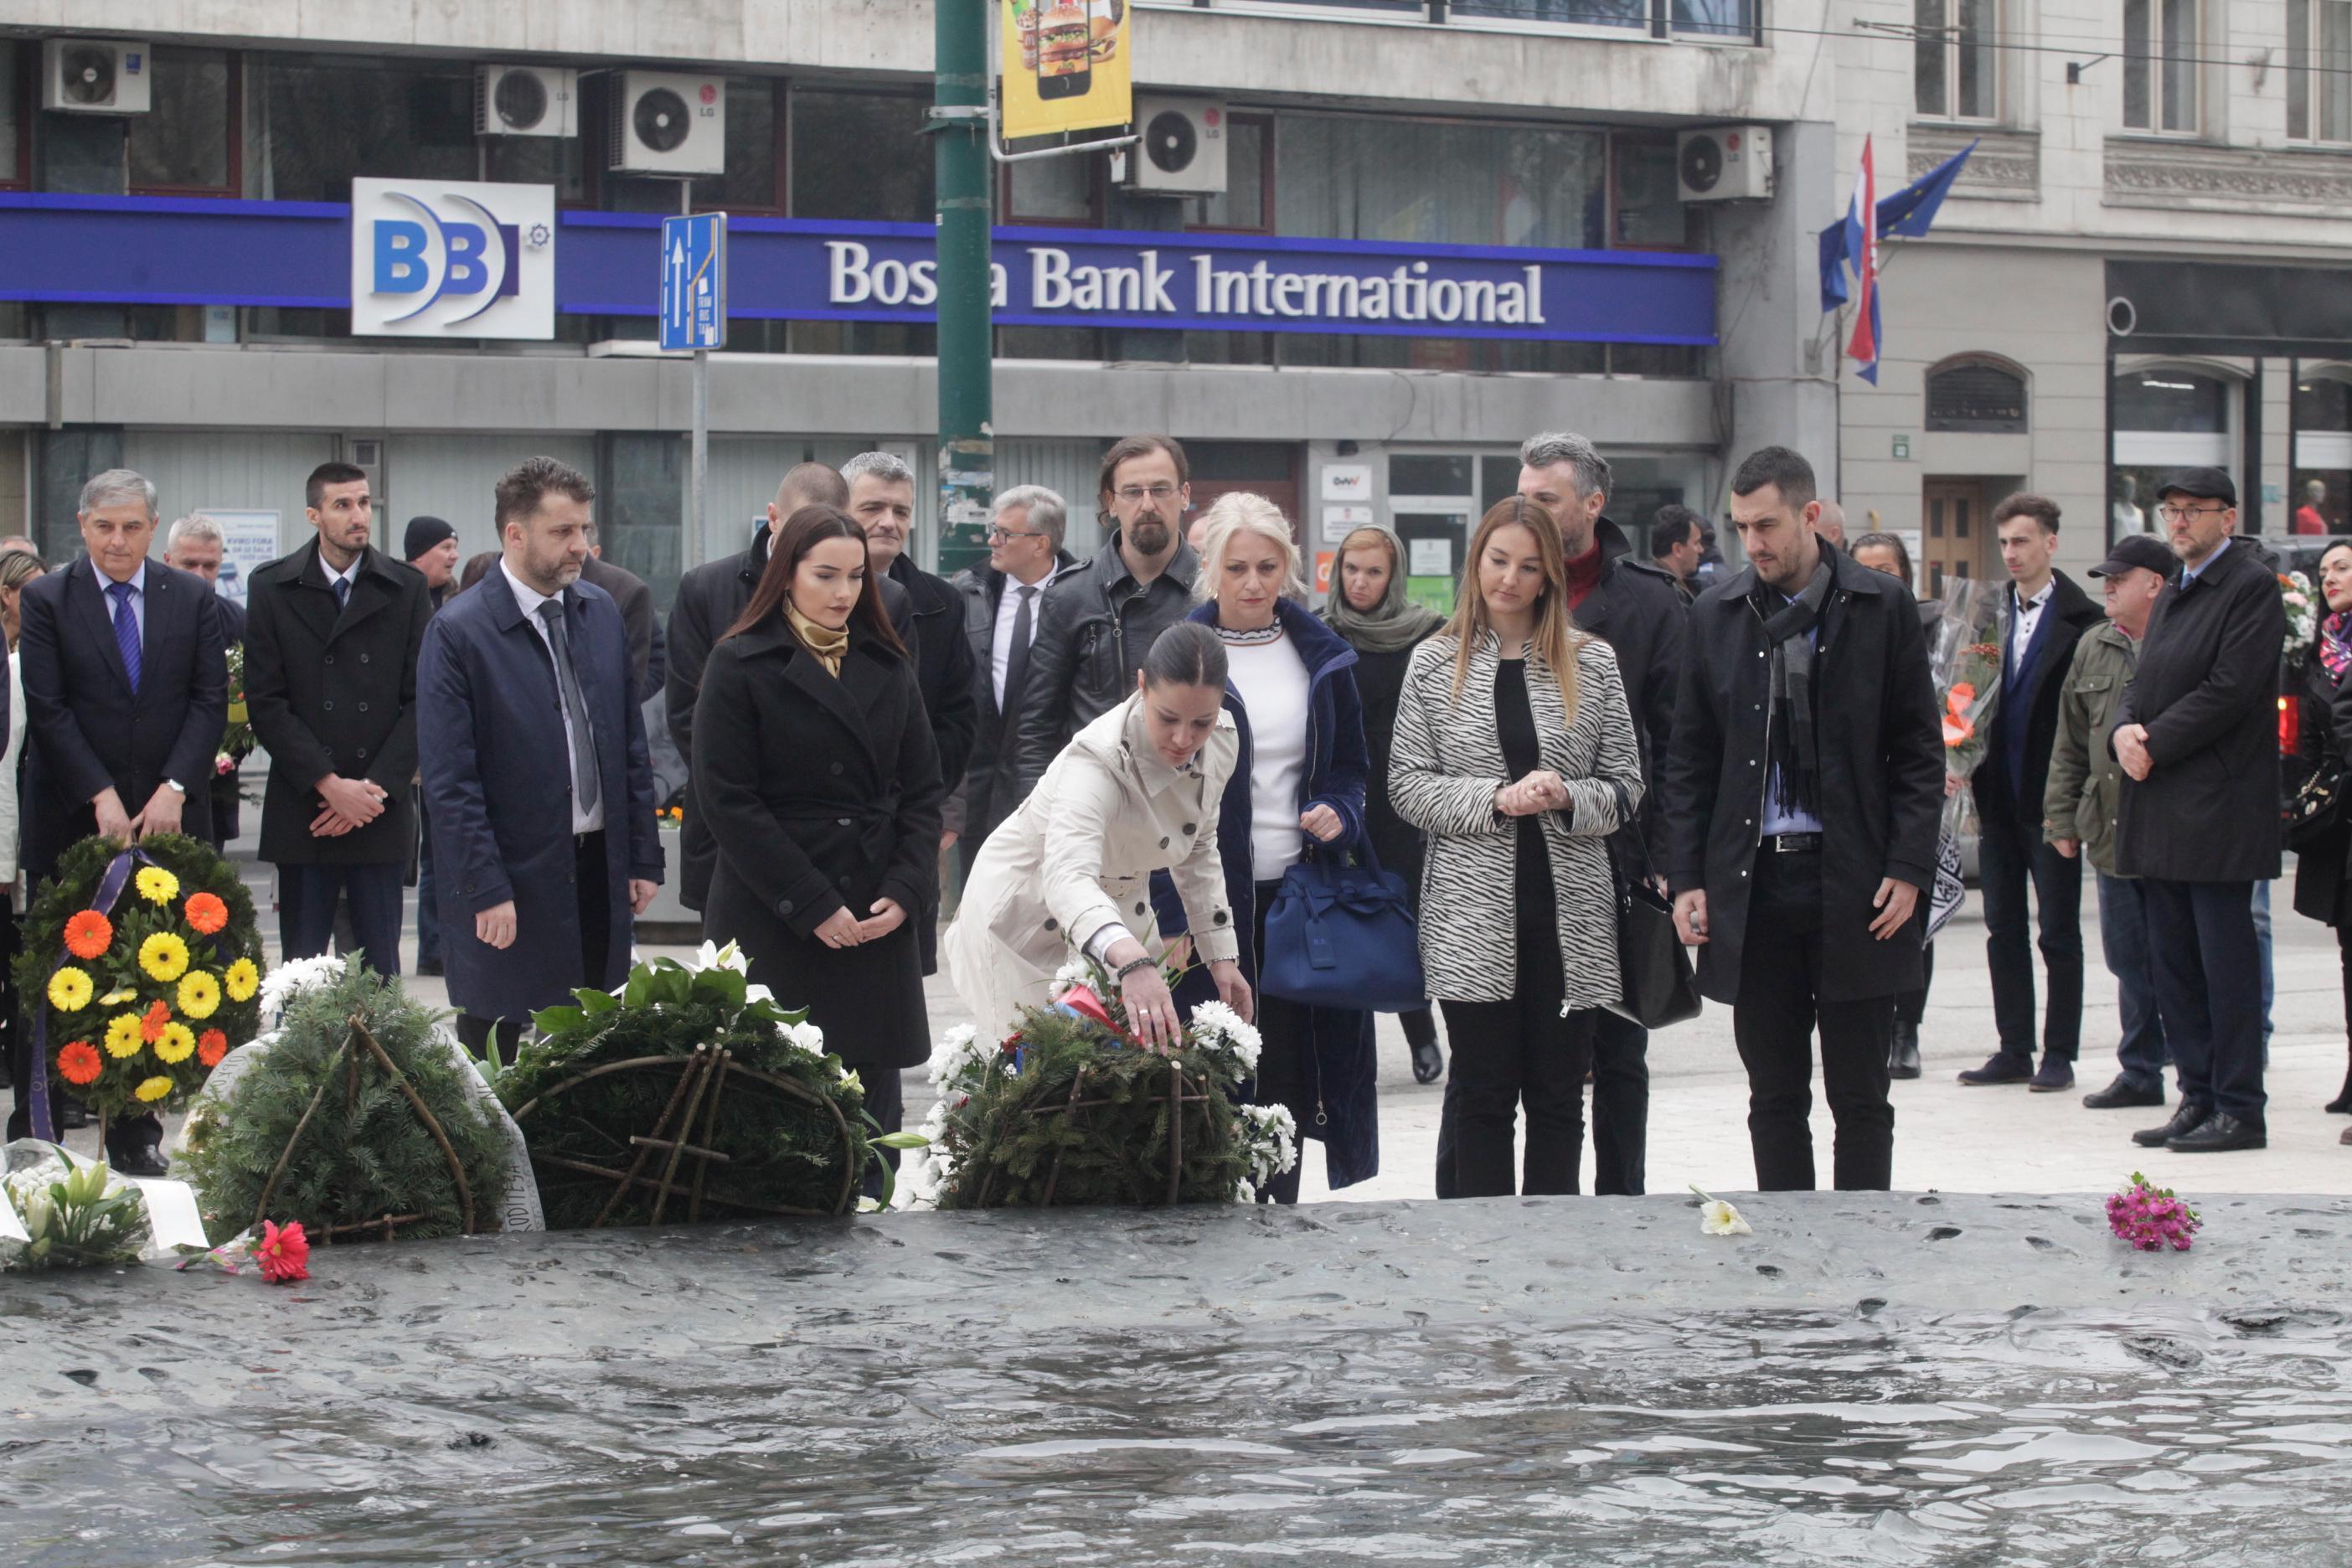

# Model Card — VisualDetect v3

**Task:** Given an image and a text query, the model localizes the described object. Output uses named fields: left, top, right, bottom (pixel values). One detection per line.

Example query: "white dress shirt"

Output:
left=2009, top=579, right=2054, bottom=670
left=992, top=565, right=1058, bottom=709
left=501, top=560, right=605, bottom=834
left=319, top=552, right=362, bottom=605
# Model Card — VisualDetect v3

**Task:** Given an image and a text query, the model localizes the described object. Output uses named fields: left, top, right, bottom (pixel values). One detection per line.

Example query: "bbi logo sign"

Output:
left=350, top=178, right=555, bottom=340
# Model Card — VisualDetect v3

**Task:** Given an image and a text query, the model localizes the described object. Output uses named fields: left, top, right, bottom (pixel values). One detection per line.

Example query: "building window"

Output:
left=597, top=434, right=684, bottom=609
left=1189, top=115, right=1271, bottom=231
left=127, top=47, right=237, bottom=194
left=1276, top=114, right=1606, bottom=250
left=791, top=89, right=933, bottom=222
left=2123, top=0, right=2198, bottom=133
left=1452, top=0, right=1649, bottom=30
left=2288, top=0, right=2352, bottom=142
left=1915, top=0, right=1997, bottom=121
left=1610, top=132, right=1698, bottom=249
left=1672, top=0, right=1758, bottom=39
left=2111, top=364, right=2233, bottom=542
left=1004, top=152, right=1096, bottom=225
left=2292, top=370, right=2352, bottom=534
left=0, top=43, right=24, bottom=188
left=1925, top=358, right=2028, bottom=431
left=255, top=56, right=475, bottom=201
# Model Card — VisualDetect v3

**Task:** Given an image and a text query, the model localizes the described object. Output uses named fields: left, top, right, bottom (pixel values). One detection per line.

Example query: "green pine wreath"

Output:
left=13, top=832, right=265, bottom=1126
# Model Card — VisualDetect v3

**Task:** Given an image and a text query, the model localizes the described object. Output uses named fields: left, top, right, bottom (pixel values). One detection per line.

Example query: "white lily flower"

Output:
left=1690, top=1185, right=1752, bottom=1236
left=776, top=1019, right=827, bottom=1056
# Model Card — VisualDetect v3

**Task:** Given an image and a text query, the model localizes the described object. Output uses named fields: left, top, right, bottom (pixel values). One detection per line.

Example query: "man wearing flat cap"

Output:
left=2110, top=467, right=2282, bottom=1153
left=2044, top=530, right=2175, bottom=1113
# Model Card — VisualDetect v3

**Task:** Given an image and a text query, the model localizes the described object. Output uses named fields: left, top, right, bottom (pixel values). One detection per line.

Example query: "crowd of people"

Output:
left=0, top=431, right=2329, bottom=1198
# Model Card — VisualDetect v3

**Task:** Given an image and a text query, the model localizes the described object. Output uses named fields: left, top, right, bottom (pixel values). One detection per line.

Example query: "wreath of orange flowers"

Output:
left=64, top=910, right=113, bottom=961
left=56, top=1039, right=102, bottom=1086
left=197, top=1028, right=230, bottom=1068
left=183, top=892, right=230, bottom=936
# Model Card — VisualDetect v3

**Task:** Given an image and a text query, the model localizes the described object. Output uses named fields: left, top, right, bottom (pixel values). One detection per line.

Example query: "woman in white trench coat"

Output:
left=946, top=623, right=1256, bottom=1047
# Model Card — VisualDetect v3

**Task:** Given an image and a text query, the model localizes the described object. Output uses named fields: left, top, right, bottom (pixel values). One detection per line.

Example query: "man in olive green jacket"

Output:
left=2043, top=534, right=2174, bottom=1110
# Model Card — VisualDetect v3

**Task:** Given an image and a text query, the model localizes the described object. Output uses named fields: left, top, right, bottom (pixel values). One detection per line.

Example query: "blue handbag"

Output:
left=1258, top=838, right=1428, bottom=1013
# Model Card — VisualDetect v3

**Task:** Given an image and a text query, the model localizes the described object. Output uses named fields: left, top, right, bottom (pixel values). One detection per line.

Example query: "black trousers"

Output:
left=1249, top=878, right=1312, bottom=1206
left=459, top=831, right=610, bottom=1065
left=279, top=859, right=406, bottom=977
left=1588, top=1011, right=1648, bottom=1196
left=1435, top=910, right=1598, bottom=1199
left=2141, top=877, right=2265, bottom=1127
left=854, top=1065, right=906, bottom=1203
left=1895, top=941, right=1935, bottom=1028
left=1732, top=848, right=1896, bottom=1191
left=1977, top=807, right=2084, bottom=1061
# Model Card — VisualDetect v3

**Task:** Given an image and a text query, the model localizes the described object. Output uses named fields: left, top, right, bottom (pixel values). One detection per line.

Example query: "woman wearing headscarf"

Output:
left=1319, top=523, right=1448, bottom=1084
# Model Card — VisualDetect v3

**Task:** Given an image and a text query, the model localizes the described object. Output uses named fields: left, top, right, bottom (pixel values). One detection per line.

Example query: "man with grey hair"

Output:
left=14, top=468, right=224, bottom=1170
left=163, top=514, right=248, bottom=849
left=950, top=483, right=1078, bottom=877
left=843, top=451, right=977, bottom=977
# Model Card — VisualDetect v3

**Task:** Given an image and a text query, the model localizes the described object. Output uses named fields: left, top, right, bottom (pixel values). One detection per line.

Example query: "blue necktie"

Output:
left=107, top=580, right=141, bottom=695
left=333, top=575, right=351, bottom=612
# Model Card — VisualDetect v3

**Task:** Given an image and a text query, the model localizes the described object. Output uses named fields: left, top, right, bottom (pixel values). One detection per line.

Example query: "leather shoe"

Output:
left=107, top=1142, right=170, bottom=1179
left=1957, top=1053, right=2034, bottom=1086
left=2083, top=1075, right=2164, bottom=1110
left=2027, top=1055, right=2075, bottom=1093
left=2133, top=1101, right=2213, bottom=1148
left=1411, top=1040, right=1444, bottom=1086
left=2166, top=1112, right=2266, bottom=1153
left=415, top=956, right=445, bottom=978
left=1888, top=1021, right=1921, bottom=1080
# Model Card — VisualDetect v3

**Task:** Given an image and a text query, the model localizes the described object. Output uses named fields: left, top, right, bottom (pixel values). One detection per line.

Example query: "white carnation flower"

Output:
left=258, top=954, right=348, bottom=1020
left=1238, top=1102, right=1298, bottom=1189
left=1188, top=1000, right=1263, bottom=1072
left=1052, top=957, right=1095, bottom=993
left=926, top=1024, right=987, bottom=1089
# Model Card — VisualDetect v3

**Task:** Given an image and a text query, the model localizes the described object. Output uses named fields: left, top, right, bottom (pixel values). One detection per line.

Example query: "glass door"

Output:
left=1389, top=452, right=1478, bottom=616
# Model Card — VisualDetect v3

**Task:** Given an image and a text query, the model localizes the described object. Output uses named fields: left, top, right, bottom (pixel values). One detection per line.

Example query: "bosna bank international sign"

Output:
left=0, top=194, right=1716, bottom=348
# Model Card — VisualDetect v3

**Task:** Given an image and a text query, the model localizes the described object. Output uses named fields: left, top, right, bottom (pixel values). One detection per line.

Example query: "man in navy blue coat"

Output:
left=13, top=469, right=224, bottom=1171
left=418, top=457, right=663, bottom=1059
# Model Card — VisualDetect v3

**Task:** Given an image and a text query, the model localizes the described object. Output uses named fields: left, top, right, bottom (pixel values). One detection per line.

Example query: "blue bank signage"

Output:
left=0, top=195, right=1716, bottom=347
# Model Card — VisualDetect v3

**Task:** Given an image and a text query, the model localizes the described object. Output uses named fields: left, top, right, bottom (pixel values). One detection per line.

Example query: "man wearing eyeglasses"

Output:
left=1013, top=435, right=1202, bottom=797
left=950, top=486, right=1079, bottom=880
left=2109, top=467, right=2283, bottom=1154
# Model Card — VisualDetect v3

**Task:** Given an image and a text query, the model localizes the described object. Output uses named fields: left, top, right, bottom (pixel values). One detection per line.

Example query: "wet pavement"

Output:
left=8, top=1191, right=2352, bottom=1564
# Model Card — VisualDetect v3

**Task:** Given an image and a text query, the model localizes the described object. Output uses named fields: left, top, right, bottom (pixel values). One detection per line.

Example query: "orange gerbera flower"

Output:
left=56, top=1039, right=102, bottom=1086
left=141, top=998, right=173, bottom=1043
left=64, top=910, right=114, bottom=960
left=197, top=1028, right=230, bottom=1068
left=183, top=892, right=230, bottom=936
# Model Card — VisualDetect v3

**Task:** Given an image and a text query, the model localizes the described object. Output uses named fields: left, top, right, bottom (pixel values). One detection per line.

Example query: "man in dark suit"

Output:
left=1658, top=446, right=1943, bottom=1192
left=2112, top=467, right=2284, bottom=1153
left=948, top=484, right=1076, bottom=881
left=15, top=469, right=224, bottom=1170
left=579, top=522, right=663, bottom=703
left=418, top=456, right=663, bottom=1059
left=244, top=462, right=432, bottom=977
left=405, top=514, right=461, bottom=976
left=1957, top=493, right=2107, bottom=1093
left=667, top=462, right=855, bottom=914
left=843, top=451, right=976, bottom=973
left=163, top=515, right=247, bottom=848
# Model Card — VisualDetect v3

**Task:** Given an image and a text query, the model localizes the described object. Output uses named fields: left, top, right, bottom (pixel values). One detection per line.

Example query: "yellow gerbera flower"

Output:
left=153, top=1022, right=196, bottom=1064
left=223, top=957, right=260, bottom=1003
left=134, top=1075, right=174, bottom=1102
left=139, top=931, right=191, bottom=983
left=99, top=986, right=137, bottom=1007
left=135, top=866, right=181, bottom=905
left=177, top=970, right=221, bottom=1020
left=103, top=1012, right=144, bottom=1058
left=47, top=967, right=93, bottom=1013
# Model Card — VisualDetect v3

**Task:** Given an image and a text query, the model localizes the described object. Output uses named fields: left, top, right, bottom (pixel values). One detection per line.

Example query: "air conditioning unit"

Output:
left=1124, top=97, right=1228, bottom=196
left=1676, top=125, right=1774, bottom=203
left=476, top=64, right=578, bottom=139
left=42, top=39, right=152, bottom=115
left=607, top=70, right=726, bottom=176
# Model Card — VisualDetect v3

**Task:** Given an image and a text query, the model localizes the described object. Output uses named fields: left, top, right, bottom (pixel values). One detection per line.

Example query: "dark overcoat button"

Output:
left=830, top=762, right=844, bottom=775
left=1213, top=910, right=1229, bottom=926
left=1044, top=918, right=1058, bottom=931
left=1135, top=902, right=1147, bottom=916
left=838, top=874, right=851, bottom=887
left=358, top=702, right=369, bottom=713
left=322, top=699, right=333, bottom=711
left=1183, top=823, right=1196, bottom=834
left=324, top=654, right=335, bottom=665
left=359, top=652, right=370, bottom=663
left=780, top=899, right=795, bottom=915
left=1159, top=837, right=1168, bottom=848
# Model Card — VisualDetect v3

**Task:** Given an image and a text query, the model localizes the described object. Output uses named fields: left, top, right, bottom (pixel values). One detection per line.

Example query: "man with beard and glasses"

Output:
left=1658, top=446, right=1943, bottom=1192
left=1014, top=435, right=1203, bottom=797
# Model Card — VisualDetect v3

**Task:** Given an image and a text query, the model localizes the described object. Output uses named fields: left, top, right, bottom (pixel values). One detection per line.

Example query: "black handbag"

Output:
left=1602, top=781, right=1703, bottom=1030
left=2286, top=759, right=2345, bottom=852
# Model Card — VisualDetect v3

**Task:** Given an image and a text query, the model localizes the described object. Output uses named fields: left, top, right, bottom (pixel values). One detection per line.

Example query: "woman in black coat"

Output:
left=2292, top=539, right=2352, bottom=1130
left=693, top=505, right=945, bottom=1155
left=1319, top=523, right=1448, bottom=1083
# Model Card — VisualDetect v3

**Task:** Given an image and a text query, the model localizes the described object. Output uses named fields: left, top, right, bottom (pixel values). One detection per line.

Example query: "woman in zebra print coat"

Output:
left=1390, top=496, right=1645, bottom=1198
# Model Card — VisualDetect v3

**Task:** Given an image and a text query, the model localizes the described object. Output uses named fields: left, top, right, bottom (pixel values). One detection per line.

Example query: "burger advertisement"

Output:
left=1002, top=0, right=1132, bottom=140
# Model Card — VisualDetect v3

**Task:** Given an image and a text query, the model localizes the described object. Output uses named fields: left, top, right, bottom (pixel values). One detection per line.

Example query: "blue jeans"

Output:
left=2095, top=872, right=2170, bottom=1089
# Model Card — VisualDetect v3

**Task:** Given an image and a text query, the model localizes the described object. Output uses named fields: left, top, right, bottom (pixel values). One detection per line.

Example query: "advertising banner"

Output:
left=349, top=177, right=555, bottom=340
left=1001, top=0, right=1133, bottom=140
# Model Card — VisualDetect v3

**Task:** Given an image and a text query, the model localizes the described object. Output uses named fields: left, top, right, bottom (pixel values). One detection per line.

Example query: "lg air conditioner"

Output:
left=42, top=39, right=152, bottom=115
left=608, top=71, right=726, bottom=176
left=1124, top=97, right=1228, bottom=196
left=476, top=64, right=578, bottom=139
left=1675, top=125, right=1774, bottom=203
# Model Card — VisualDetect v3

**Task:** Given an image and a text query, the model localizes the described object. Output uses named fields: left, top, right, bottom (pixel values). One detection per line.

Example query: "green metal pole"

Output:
left=933, top=0, right=994, bottom=579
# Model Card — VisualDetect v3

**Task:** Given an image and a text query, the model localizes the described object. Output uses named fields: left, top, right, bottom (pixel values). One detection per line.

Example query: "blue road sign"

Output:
left=659, top=212, right=727, bottom=351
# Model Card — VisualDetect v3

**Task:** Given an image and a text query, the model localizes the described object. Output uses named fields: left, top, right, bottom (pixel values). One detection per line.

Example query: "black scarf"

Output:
left=1760, top=560, right=1836, bottom=820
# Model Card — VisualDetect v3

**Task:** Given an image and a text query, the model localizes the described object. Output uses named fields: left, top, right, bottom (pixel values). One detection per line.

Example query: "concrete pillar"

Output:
left=1712, top=118, right=1841, bottom=510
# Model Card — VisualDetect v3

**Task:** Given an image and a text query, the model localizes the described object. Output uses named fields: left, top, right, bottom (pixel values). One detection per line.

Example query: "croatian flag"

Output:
left=1844, top=137, right=1881, bottom=384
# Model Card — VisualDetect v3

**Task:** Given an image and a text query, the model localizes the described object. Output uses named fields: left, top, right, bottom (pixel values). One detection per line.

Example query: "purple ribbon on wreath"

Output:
left=28, top=846, right=235, bottom=1143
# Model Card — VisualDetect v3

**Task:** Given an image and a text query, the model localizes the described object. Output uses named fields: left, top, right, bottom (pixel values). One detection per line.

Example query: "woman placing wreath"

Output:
left=946, top=622, right=1254, bottom=1048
